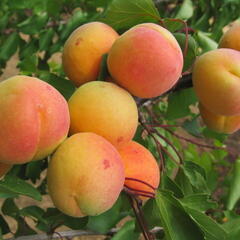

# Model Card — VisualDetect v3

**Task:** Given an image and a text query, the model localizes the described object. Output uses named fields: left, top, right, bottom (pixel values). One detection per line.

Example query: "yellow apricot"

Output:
left=199, top=103, right=240, bottom=134
left=47, top=132, right=124, bottom=217
left=63, top=22, right=119, bottom=86
left=68, top=81, right=138, bottom=147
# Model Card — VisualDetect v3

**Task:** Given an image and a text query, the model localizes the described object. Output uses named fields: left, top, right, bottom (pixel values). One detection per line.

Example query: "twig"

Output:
left=127, top=194, right=154, bottom=240
left=165, top=128, right=227, bottom=150
left=5, top=230, right=117, bottom=240
left=139, top=114, right=166, bottom=169
left=165, top=18, right=189, bottom=57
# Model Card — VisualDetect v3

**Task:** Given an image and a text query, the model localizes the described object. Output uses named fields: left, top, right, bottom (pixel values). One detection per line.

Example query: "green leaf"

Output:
left=166, top=88, right=198, bottom=120
left=141, top=198, right=162, bottom=231
left=163, top=19, right=183, bottom=32
left=155, top=190, right=203, bottom=240
left=161, top=175, right=184, bottom=198
left=0, top=14, right=8, bottom=31
left=25, top=160, right=46, bottom=183
left=18, top=13, right=48, bottom=35
left=184, top=207, right=228, bottom=240
left=2, top=199, right=19, bottom=219
left=184, top=145, right=213, bottom=175
left=19, top=39, right=38, bottom=59
left=112, top=220, right=139, bottom=240
left=180, top=194, right=217, bottom=212
left=0, top=215, right=10, bottom=234
left=20, top=206, right=45, bottom=222
left=192, top=11, right=210, bottom=31
left=175, top=168, right=193, bottom=195
left=15, top=217, right=36, bottom=237
left=174, top=33, right=198, bottom=71
left=182, top=161, right=209, bottom=193
left=101, top=0, right=160, bottom=30
left=64, top=215, right=88, bottom=230
left=182, top=117, right=202, bottom=136
left=18, top=55, right=38, bottom=73
left=87, top=197, right=124, bottom=234
left=194, top=31, right=218, bottom=53
left=0, top=32, right=20, bottom=62
left=223, top=217, right=240, bottom=240
left=0, top=175, right=42, bottom=201
left=175, top=0, right=194, bottom=20
left=39, top=72, right=76, bottom=100
left=227, top=158, right=240, bottom=210
left=39, top=29, right=55, bottom=51
left=8, top=0, right=31, bottom=9
left=47, top=0, right=63, bottom=17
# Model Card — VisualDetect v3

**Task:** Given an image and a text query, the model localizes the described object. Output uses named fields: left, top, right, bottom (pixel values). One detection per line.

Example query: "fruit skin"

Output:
left=107, top=23, right=183, bottom=98
left=47, top=132, right=125, bottom=217
left=118, top=141, right=160, bottom=200
left=193, top=48, right=240, bottom=116
left=62, top=22, right=119, bottom=87
left=199, top=103, right=240, bottom=134
left=219, top=22, right=240, bottom=51
left=0, top=163, right=12, bottom=178
left=68, top=81, right=138, bottom=147
left=0, top=75, right=70, bottom=164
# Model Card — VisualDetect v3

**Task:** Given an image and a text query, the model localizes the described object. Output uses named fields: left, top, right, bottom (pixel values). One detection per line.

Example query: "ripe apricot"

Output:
left=219, top=22, right=240, bottom=51
left=62, top=22, right=119, bottom=86
left=107, top=23, right=183, bottom=98
left=118, top=141, right=160, bottom=200
left=199, top=103, right=240, bottom=134
left=68, top=81, right=138, bottom=147
left=47, top=132, right=124, bottom=217
left=193, top=48, right=240, bottom=116
left=0, top=75, right=70, bottom=164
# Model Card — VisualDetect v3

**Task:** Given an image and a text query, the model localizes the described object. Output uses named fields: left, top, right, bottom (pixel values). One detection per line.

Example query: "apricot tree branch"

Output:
left=127, top=194, right=154, bottom=240
left=164, top=128, right=227, bottom=150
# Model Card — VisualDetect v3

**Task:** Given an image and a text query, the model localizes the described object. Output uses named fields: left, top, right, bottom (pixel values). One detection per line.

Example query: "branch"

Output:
left=5, top=230, right=117, bottom=240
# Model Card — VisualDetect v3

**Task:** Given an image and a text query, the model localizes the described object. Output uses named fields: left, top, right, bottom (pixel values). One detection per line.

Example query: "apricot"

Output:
left=0, top=75, right=70, bottom=164
left=0, top=163, right=12, bottom=178
left=193, top=48, right=240, bottom=116
left=199, top=103, right=240, bottom=134
left=47, top=132, right=124, bottom=217
left=68, top=81, right=138, bottom=147
left=118, top=141, right=160, bottom=200
left=62, top=22, right=119, bottom=86
left=107, top=23, right=183, bottom=98
left=219, top=22, right=240, bottom=51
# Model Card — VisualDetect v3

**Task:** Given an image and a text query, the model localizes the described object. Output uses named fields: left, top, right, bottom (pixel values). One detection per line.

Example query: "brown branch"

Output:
left=165, top=128, right=227, bottom=150
left=127, top=193, right=154, bottom=240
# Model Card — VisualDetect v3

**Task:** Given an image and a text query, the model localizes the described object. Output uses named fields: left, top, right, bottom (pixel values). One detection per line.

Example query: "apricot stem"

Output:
left=124, top=184, right=155, bottom=198
left=125, top=177, right=157, bottom=191
left=164, top=18, right=189, bottom=58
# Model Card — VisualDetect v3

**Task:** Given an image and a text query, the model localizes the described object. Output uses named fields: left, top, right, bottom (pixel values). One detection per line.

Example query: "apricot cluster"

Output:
left=193, top=22, right=240, bottom=134
left=0, top=21, right=184, bottom=217
left=49, top=21, right=184, bottom=217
